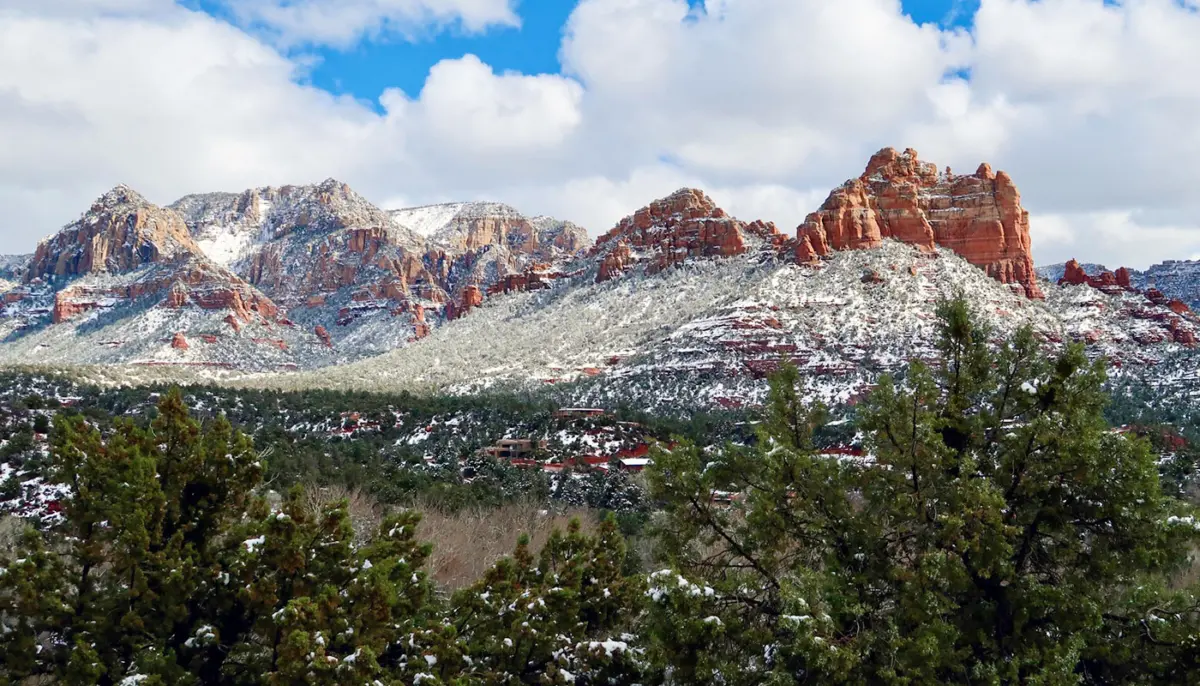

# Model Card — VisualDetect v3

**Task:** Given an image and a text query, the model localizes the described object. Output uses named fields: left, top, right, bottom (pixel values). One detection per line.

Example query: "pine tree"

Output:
left=644, top=296, right=1200, bottom=684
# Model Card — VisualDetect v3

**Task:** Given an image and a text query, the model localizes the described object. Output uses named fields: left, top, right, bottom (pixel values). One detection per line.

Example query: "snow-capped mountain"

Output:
left=170, top=184, right=590, bottom=357
left=256, top=190, right=1198, bottom=412
left=170, top=179, right=426, bottom=271
left=0, top=185, right=318, bottom=370
left=389, top=201, right=589, bottom=262
left=3, top=147, right=1198, bottom=412
left=0, top=181, right=591, bottom=369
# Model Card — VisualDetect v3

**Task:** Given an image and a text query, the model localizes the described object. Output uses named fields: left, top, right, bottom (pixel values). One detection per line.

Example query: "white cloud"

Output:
left=406, top=55, right=583, bottom=153
left=560, top=0, right=969, bottom=182
left=2, top=0, right=176, bottom=17
left=2, top=0, right=1200, bottom=274
left=0, top=5, right=378, bottom=248
left=1031, top=211, right=1200, bottom=271
left=218, top=0, right=519, bottom=48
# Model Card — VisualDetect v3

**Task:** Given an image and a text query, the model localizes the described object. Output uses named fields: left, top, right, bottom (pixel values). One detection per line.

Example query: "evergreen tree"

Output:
left=0, top=390, right=440, bottom=685
left=440, top=515, right=645, bottom=684
left=644, top=297, right=1200, bottom=684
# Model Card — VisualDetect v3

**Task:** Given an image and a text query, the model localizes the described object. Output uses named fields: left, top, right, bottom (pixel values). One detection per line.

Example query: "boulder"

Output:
left=171, top=332, right=189, bottom=350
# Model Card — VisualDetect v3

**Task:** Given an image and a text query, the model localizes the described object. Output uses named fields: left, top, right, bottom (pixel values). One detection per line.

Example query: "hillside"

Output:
left=2, top=148, right=1198, bottom=412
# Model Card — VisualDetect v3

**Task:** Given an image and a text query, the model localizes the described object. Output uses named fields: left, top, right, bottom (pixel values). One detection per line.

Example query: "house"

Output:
left=617, top=457, right=652, bottom=473
left=482, top=438, right=547, bottom=460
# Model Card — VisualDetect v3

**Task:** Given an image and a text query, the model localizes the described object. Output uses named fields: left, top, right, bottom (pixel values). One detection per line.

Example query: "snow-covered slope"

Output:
left=0, top=300, right=329, bottom=371
left=172, top=179, right=427, bottom=271
left=228, top=240, right=1195, bottom=412
left=0, top=254, right=28, bottom=280
left=0, top=186, right=325, bottom=371
left=389, top=201, right=589, bottom=257
left=388, top=203, right=480, bottom=239
left=1039, top=259, right=1200, bottom=312
left=1132, top=260, right=1200, bottom=311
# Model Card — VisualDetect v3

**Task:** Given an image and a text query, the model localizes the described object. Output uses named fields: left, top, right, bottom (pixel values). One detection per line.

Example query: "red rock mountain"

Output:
left=166, top=184, right=593, bottom=350
left=589, top=188, right=791, bottom=282
left=390, top=202, right=589, bottom=260
left=796, top=147, right=1043, bottom=298
left=5, top=161, right=1200, bottom=380
left=26, top=185, right=199, bottom=280
left=17, top=186, right=277, bottom=326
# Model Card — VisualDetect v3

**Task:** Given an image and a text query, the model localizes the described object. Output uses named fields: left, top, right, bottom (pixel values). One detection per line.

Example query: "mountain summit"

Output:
left=1, top=149, right=1197, bottom=405
left=26, top=185, right=199, bottom=281
left=797, top=147, right=1042, bottom=298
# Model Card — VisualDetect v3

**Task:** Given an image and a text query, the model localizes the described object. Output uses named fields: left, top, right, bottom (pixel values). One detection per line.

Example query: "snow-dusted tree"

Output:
left=644, top=297, right=1200, bottom=684
left=432, top=515, right=645, bottom=684
left=0, top=390, right=440, bottom=685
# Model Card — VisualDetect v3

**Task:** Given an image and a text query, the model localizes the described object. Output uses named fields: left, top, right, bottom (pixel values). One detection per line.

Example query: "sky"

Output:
left=1, top=0, right=1199, bottom=269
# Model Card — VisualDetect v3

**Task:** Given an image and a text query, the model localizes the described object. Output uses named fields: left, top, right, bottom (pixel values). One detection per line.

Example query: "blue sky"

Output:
left=192, top=0, right=981, bottom=112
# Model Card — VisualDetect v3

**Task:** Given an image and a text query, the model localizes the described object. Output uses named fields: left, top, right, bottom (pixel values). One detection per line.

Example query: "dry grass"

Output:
left=294, top=487, right=607, bottom=591
left=1170, top=545, right=1200, bottom=590
left=299, top=484, right=384, bottom=545
left=0, top=515, right=25, bottom=556
left=412, top=499, right=598, bottom=592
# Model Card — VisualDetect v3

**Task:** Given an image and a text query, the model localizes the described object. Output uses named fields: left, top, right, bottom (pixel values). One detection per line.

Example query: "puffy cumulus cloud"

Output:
left=561, top=0, right=969, bottom=181
left=914, top=0, right=1200, bottom=266
left=0, top=4, right=379, bottom=251
left=964, top=0, right=1200, bottom=207
left=0, top=3, right=570, bottom=251
left=218, top=0, right=519, bottom=48
left=4, top=0, right=1200, bottom=271
left=401, top=55, right=583, bottom=154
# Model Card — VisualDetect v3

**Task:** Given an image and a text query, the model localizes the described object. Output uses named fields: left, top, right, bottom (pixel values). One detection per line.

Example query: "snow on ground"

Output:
left=196, top=225, right=261, bottom=268
left=6, top=239, right=1197, bottom=413
left=389, top=204, right=469, bottom=239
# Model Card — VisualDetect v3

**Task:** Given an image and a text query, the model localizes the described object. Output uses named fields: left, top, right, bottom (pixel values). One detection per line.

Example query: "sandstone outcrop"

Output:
left=26, top=186, right=281, bottom=329
left=1060, top=258, right=1197, bottom=347
left=590, top=188, right=792, bottom=283
left=27, top=185, right=198, bottom=281
left=411, top=303, right=430, bottom=339
left=797, top=148, right=1043, bottom=298
left=171, top=332, right=189, bottom=350
left=1059, top=259, right=1139, bottom=295
left=314, top=325, right=333, bottom=347
left=446, top=285, right=484, bottom=320
left=1116, top=267, right=1132, bottom=289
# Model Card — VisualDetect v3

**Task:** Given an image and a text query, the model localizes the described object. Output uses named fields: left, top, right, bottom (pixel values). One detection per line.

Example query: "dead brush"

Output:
left=410, top=498, right=598, bottom=592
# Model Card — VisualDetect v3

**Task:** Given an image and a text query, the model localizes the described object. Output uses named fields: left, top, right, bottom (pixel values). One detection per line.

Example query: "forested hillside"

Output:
left=2, top=299, right=1199, bottom=684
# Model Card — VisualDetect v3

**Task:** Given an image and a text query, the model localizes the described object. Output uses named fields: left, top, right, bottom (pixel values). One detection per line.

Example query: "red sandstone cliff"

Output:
left=590, top=188, right=791, bottom=283
left=26, top=185, right=279, bottom=326
left=797, top=148, right=1043, bottom=299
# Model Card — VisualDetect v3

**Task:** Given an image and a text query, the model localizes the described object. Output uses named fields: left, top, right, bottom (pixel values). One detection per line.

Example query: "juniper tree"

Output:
left=644, top=297, right=1200, bottom=684
left=0, top=390, right=440, bottom=686
left=431, top=515, right=645, bottom=685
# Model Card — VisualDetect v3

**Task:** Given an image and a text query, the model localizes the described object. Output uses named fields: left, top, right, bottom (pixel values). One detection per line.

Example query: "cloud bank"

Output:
left=1, top=0, right=1198, bottom=270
